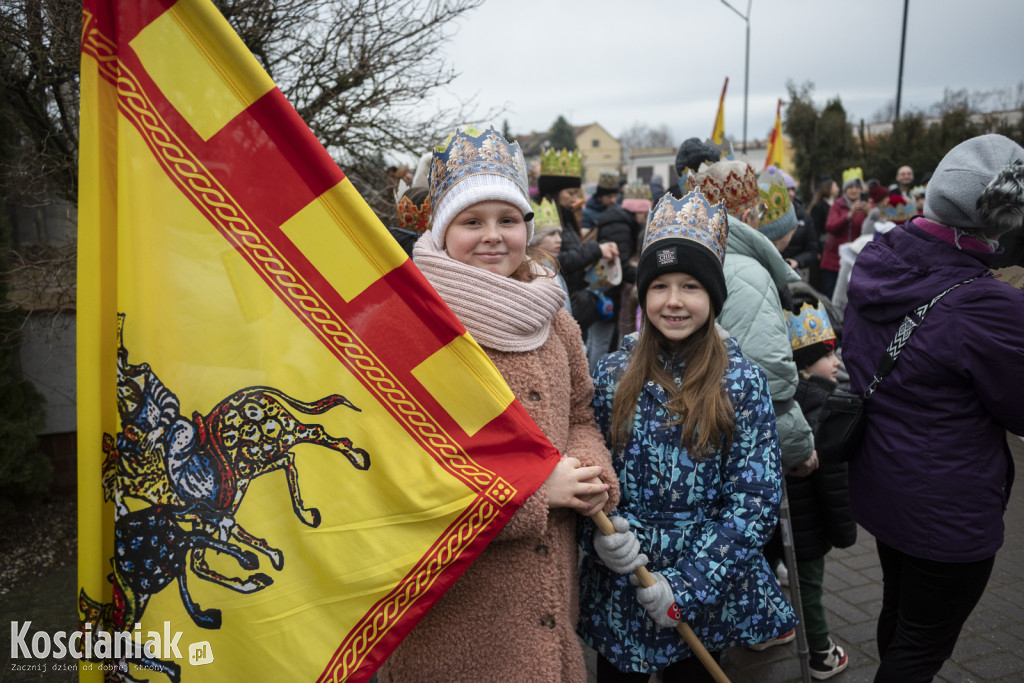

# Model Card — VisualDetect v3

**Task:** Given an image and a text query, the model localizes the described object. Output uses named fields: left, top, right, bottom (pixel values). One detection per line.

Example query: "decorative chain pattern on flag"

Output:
left=76, top=2, right=560, bottom=682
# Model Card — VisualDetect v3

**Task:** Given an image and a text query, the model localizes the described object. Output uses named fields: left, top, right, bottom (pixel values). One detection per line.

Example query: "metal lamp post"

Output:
left=895, top=0, right=909, bottom=121
left=720, top=0, right=751, bottom=154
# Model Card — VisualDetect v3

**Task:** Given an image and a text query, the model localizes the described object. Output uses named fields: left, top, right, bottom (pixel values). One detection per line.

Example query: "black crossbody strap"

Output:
left=863, top=276, right=980, bottom=399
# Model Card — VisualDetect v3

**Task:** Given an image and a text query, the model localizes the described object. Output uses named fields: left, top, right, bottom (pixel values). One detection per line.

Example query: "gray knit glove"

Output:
left=630, top=572, right=682, bottom=628
left=593, top=516, right=647, bottom=575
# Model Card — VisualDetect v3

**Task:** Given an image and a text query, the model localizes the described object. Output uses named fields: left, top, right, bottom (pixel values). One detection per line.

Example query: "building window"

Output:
left=637, top=167, right=652, bottom=183
left=591, top=139, right=599, bottom=148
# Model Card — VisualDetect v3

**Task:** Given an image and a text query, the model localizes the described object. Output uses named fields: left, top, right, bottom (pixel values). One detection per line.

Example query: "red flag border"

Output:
left=81, top=9, right=536, bottom=679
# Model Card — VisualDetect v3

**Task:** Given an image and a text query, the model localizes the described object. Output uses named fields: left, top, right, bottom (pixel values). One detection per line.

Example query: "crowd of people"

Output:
left=382, top=127, right=1024, bottom=683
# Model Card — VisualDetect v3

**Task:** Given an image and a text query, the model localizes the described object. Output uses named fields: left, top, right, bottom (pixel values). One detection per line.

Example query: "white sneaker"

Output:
left=809, top=638, right=849, bottom=680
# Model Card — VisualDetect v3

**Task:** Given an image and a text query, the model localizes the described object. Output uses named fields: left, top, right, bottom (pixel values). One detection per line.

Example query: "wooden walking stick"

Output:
left=593, top=510, right=731, bottom=683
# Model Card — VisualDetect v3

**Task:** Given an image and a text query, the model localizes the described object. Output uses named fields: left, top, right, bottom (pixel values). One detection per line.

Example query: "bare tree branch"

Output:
left=618, top=122, right=675, bottom=151
left=0, top=0, right=500, bottom=323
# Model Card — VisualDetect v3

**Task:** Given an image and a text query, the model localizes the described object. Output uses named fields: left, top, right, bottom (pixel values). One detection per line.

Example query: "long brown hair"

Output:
left=511, top=245, right=559, bottom=281
left=540, top=191, right=582, bottom=237
left=808, top=179, right=836, bottom=211
left=610, top=311, right=735, bottom=460
left=557, top=201, right=582, bottom=236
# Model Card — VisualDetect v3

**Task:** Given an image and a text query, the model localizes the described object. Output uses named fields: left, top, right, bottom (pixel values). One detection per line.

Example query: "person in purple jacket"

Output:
left=843, top=133, right=1024, bottom=682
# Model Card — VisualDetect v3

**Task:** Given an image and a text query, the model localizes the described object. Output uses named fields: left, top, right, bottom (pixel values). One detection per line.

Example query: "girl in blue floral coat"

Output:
left=577, top=189, right=797, bottom=682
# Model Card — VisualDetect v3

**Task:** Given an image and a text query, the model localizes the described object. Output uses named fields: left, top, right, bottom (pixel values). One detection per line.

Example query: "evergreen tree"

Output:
left=783, top=82, right=860, bottom=202
left=863, top=114, right=945, bottom=185
left=993, top=107, right=1024, bottom=146
left=790, top=80, right=1024, bottom=192
left=783, top=82, right=821, bottom=201
left=0, top=64, right=52, bottom=521
left=548, top=115, right=578, bottom=150
left=818, top=98, right=861, bottom=186
left=0, top=204, right=50, bottom=522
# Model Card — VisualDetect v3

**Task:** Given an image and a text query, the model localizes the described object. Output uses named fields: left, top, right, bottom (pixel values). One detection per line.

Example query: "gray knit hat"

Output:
left=924, top=134, right=1024, bottom=236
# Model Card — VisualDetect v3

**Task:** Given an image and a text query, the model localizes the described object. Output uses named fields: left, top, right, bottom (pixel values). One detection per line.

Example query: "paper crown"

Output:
left=623, top=182, right=652, bottom=200
left=686, top=160, right=758, bottom=217
left=756, top=172, right=797, bottom=240
left=842, top=167, right=864, bottom=187
left=530, top=198, right=561, bottom=230
left=758, top=171, right=793, bottom=224
left=707, top=137, right=736, bottom=161
left=539, top=148, right=582, bottom=178
left=644, top=188, right=729, bottom=264
left=786, top=301, right=836, bottom=351
left=596, top=170, right=621, bottom=191
left=884, top=194, right=914, bottom=224
left=396, top=189, right=432, bottom=233
left=766, top=166, right=797, bottom=189
left=622, top=181, right=653, bottom=213
left=909, top=184, right=926, bottom=199
left=429, top=126, right=530, bottom=211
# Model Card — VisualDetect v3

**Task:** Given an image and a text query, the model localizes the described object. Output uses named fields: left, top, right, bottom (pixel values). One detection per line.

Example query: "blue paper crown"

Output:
left=884, top=201, right=914, bottom=224
left=786, top=301, right=835, bottom=351
left=643, top=189, right=729, bottom=264
left=428, top=126, right=529, bottom=211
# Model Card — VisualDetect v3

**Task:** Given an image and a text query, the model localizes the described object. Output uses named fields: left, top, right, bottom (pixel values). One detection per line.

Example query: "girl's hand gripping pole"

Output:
left=593, top=511, right=730, bottom=683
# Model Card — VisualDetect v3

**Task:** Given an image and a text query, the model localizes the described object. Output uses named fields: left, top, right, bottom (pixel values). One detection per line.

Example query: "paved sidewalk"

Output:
left=585, top=434, right=1024, bottom=682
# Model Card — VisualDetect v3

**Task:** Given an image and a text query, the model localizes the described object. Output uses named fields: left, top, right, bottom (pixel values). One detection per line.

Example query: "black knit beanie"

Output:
left=675, top=138, right=722, bottom=177
left=636, top=239, right=728, bottom=315
left=793, top=339, right=835, bottom=370
left=636, top=189, right=730, bottom=315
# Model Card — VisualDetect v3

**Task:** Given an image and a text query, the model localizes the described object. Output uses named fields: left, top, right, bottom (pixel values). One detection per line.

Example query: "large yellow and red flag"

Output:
left=76, top=1, right=561, bottom=681
left=764, top=98, right=784, bottom=171
left=711, top=77, right=728, bottom=145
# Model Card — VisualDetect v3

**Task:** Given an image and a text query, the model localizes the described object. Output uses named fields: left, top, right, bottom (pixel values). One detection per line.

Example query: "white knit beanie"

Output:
left=430, top=174, right=535, bottom=250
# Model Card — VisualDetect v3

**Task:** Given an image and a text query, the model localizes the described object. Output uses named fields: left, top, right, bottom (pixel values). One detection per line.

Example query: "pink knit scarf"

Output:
left=413, top=233, right=566, bottom=352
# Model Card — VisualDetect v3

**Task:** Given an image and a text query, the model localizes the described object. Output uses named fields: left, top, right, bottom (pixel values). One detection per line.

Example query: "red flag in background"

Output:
left=77, top=1, right=560, bottom=681
left=711, top=77, right=728, bottom=145
left=765, top=98, right=784, bottom=170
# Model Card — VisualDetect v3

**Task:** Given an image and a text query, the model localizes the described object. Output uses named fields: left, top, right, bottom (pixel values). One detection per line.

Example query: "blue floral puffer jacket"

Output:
left=577, top=333, right=797, bottom=675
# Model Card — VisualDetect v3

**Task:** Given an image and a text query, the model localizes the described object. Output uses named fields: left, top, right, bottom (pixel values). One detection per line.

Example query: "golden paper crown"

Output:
left=623, top=182, right=652, bottom=200
left=596, top=170, right=621, bottom=191
left=539, top=148, right=582, bottom=178
left=530, top=198, right=561, bottom=230
left=757, top=172, right=795, bottom=227
left=786, top=301, right=836, bottom=351
left=842, top=167, right=864, bottom=187
left=687, top=160, right=758, bottom=217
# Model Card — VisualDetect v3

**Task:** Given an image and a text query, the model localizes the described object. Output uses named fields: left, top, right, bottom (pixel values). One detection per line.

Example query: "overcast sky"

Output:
left=428, top=0, right=1024, bottom=150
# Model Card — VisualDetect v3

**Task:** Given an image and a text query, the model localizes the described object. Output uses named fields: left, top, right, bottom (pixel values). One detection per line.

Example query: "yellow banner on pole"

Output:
left=711, top=77, right=728, bottom=145
left=76, top=2, right=560, bottom=681
left=765, top=99, right=784, bottom=171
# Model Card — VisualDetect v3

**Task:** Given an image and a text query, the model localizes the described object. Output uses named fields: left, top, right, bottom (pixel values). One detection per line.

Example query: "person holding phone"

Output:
left=821, top=170, right=868, bottom=297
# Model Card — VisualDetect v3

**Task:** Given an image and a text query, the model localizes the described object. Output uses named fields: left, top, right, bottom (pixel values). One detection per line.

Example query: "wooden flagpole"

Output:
left=593, top=511, right=731, bottom=683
